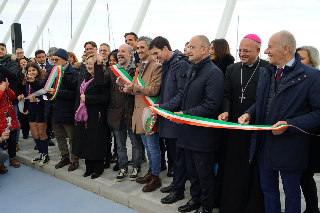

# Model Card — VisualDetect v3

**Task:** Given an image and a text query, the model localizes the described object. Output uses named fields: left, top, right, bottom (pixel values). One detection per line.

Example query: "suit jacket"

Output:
left=130, top=55, right=162, bottom=134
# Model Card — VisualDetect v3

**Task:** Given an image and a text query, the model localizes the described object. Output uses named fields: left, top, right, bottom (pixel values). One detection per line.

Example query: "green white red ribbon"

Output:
left=135, top=67, right=158, bottom=106
left=18, top=65, right=63, bottom=115
left=148, top=106, right=302, bottom=131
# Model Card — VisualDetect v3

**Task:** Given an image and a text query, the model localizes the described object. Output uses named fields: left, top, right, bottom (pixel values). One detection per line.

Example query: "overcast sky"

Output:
left=1, top=0, right=320, bottom=62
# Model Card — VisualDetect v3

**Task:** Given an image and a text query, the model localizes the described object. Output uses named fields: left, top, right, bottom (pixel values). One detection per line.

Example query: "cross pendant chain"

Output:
left=239, top=92, right=246, bottom=103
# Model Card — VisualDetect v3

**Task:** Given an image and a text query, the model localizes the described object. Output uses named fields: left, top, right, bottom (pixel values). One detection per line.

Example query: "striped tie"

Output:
left=275, top=68, right=283, bottom=91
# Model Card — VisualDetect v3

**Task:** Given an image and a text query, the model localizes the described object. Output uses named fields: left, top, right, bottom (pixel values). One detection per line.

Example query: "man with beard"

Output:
left=95, top=44, right=142, bottom=182
left=118, top=36, right=162, bottom=192
left=217, top=34, right=268, bottom=213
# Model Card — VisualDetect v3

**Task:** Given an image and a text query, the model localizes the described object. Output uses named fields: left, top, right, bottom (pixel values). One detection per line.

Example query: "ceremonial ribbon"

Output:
left=110, top=64, right=133, bottom=84
left=135, top=67, right=158, bottom=106
left=18, top=65, right=63, bottom=115
left=148, top=106, right=320, bottom=135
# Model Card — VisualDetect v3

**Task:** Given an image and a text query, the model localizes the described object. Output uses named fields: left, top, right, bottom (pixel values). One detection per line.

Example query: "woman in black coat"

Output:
left=209, top=38, right=235, bottom=74
left=62, top=53, right=109, bottom=179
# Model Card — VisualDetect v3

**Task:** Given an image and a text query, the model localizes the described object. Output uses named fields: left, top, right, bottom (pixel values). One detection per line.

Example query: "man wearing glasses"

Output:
left=160, top=35, right=224, bottom=213
left=15, top=48, right=27, bottom=61
left=217, top=34, right=268, bottom=213
left=33, top=48, right=80, bottom=171
left=99, top=43, right=111, bottom=64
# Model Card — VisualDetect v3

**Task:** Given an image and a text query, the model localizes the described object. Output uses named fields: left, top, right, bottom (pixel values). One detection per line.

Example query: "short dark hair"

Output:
left=0, top=43, right=6, bottom=48
left=84, top=41, right=97, bottom=48
left=108, top=49, right=118, bottom=64
left=124, top=32, right=138, bottom=41
left=211, top=39, right=231, bottom=65
left=149, top=36, right=172, bottom=51
left=35, top=49, right=46, bottom=57
left=100, top=43, right=110, bottom=51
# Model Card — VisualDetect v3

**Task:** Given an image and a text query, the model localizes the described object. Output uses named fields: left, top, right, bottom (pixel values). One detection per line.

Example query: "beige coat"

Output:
left=131, top=55, right=162, bottom=134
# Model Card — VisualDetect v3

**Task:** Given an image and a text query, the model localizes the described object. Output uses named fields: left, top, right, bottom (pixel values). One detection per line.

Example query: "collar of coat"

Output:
left=266, top=53, right=301, bottom=76
left=0, top=54, right=12, bottom=64
left=138, top=55, right=154, bottom=72
left=191, top=56, right=212, bottom=72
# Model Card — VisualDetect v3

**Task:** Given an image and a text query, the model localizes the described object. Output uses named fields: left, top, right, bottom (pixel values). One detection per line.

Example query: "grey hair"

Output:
left=100, top=43, right=110, bottom=51
left=48, top=47, right=58, bottom=55
left=195, top=35, right=210, bottom=54
left=297, top=46, right=320, bottom=69
left=138, top=36, right=152, bottom=49
left=128, top=44, right=134, bottom=54
left=277, top=31, right=296, bottom=54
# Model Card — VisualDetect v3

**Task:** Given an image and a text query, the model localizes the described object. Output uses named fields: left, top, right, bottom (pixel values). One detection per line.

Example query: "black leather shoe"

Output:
left=48, top=140, right=55, bottom=146
left=91, top=173, right=100, bottom=179
left=167, top=166, right=173, bottom=177
left=178, top=199, right=200, bottom=212
left=194, top=207, right=212, bottom=213
left=83, top=172, right=91, bottom=177
left=160, top=182, right=174, bottom=193
left=161, top=192, right=184, bottom=204
left=161, top=164, right=167, bottom=171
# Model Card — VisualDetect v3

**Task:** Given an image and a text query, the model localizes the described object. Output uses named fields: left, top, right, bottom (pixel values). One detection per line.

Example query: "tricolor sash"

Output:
left=18, top=65, right=63, bottom=115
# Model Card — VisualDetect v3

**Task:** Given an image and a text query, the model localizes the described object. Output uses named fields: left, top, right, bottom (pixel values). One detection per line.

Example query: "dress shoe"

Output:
left=104, top=155, right=111, bottom=169
left=9, top=158, right=20, bottom=168
left=110, top=153, right=118, bottom=164
left=23, top=133, right=29, bottom=139
left=136, top=169, right=152, bottom=184
left=48, top=140, right=55, bottom=146
left=91, top=173, right=100, bottom=179
left=167, top=166, right=173, bottom=177
left=34, top=145, right=38, bottom=150
left=55, top=156, right=70, bottom=169
left=0, top=164, right=8, bottom=174
left=142, top=174, right=162, bottom=192
left=16, top=144, right=19, bottom=152
left=194, top=206, right=212, bottom=213
left=113, top=162, right=119, bottom=171
left=178, top=199, right=201, bottom=212
left=83, top=172, right=92, bottom=177
left=161, top=192, right=184, bottom=204
left=160, top=182, right=174, bottom=193
left=68, top=162, right=79, bottom=171
left=161, top=164, right=167, bottom=171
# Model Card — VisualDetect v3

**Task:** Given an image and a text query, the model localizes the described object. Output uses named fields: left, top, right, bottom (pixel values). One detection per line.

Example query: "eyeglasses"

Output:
left=99, top=50, right=109, bottom=52
left=237, top=48, right=257, bottom=54
left=52, top=58, right=62, bottom=62
left=86, top=63, right=94, bottom=66
left=186, top=46, right=204, bottom=52
left=85, top=48, right=94, bottom=52
left=16, top=52, right=24, bottom=55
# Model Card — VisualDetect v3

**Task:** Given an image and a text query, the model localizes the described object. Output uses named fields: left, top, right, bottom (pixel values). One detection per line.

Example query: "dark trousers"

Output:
left=46, top=117, right=52, bottom=138
left=85, top=159, right=104, bottom=174
left=165, top=139, right=173, bottom=168
left=258, top=147, right=302, bottom=213
left=8, top=130, right=17, bottom=158
left=301, top=167, right=319, bottom=212
left=159, top=137, right=166, bottom=167
left=19, top=112, right=29, bottom=137
left=185, top=149, right=215, bottom=210
left=168, top=138, right=186, bottom=194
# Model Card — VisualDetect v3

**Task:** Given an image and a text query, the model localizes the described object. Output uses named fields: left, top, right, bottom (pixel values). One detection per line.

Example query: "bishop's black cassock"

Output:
left=219, top=58, right=269, bottom=213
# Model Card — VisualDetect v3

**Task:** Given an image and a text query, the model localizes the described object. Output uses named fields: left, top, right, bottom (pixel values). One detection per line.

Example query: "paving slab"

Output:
left=14, top=132, right=319, bottom=212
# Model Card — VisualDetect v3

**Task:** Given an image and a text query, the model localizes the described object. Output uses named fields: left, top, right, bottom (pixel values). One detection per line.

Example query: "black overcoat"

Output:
left=62, top=64, right=110, bottom=160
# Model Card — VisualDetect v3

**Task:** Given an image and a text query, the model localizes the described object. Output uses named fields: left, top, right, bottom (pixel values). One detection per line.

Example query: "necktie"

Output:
left=40, top=64, right=45, bottom=69
left=276, top=68, right=283, bottom=81
left=140, top=62, right=146, bottom=75
left=275, top=68, right=283, bottom=91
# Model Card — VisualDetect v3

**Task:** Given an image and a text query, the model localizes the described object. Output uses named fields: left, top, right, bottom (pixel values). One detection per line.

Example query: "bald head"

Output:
left=273, top=30, right=296, bottom=54
left=118, top=44, right=133, bottom=67
left=194, top=35, right=210, bottom=54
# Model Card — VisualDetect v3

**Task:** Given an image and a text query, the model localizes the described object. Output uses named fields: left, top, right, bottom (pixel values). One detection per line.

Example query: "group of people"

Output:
left=0, top=30, right=320, bottom=213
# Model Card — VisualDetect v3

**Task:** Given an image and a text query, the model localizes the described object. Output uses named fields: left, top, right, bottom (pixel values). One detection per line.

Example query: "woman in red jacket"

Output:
left=0, top=78, right=20, bottom=173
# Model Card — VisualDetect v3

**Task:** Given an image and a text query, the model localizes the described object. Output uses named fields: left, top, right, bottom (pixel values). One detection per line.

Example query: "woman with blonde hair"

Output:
left=62, top=53, right=110, bottom=179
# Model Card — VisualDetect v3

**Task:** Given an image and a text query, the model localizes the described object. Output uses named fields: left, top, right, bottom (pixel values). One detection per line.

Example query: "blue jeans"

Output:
left=113, top=122, right=142, bottom=169
left=13, top=104, right=20, bottom=144
left=140, top=132, right=160, bottom=175
left=258, top=146, right=302, bottom=213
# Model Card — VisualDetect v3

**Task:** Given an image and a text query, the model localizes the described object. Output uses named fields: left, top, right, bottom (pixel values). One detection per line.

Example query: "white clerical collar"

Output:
left=142, top=60, right=148, bottom=64
left=277, top=57, right=295, bottom=69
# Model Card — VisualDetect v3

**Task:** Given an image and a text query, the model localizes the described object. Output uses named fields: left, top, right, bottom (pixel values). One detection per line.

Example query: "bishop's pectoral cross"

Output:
left=239, top=93, right=245, bottom=104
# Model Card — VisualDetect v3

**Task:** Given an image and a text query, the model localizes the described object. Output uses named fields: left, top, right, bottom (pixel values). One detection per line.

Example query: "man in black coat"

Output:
left=43, top=48, right=79, bottom=171
left=150, top=36, right=190, bottom=204
left=79, top=41, right=98, bottom=73
left=239, top=31, right=320, bottom=213
left=160, top=35, right=224, bottom=213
